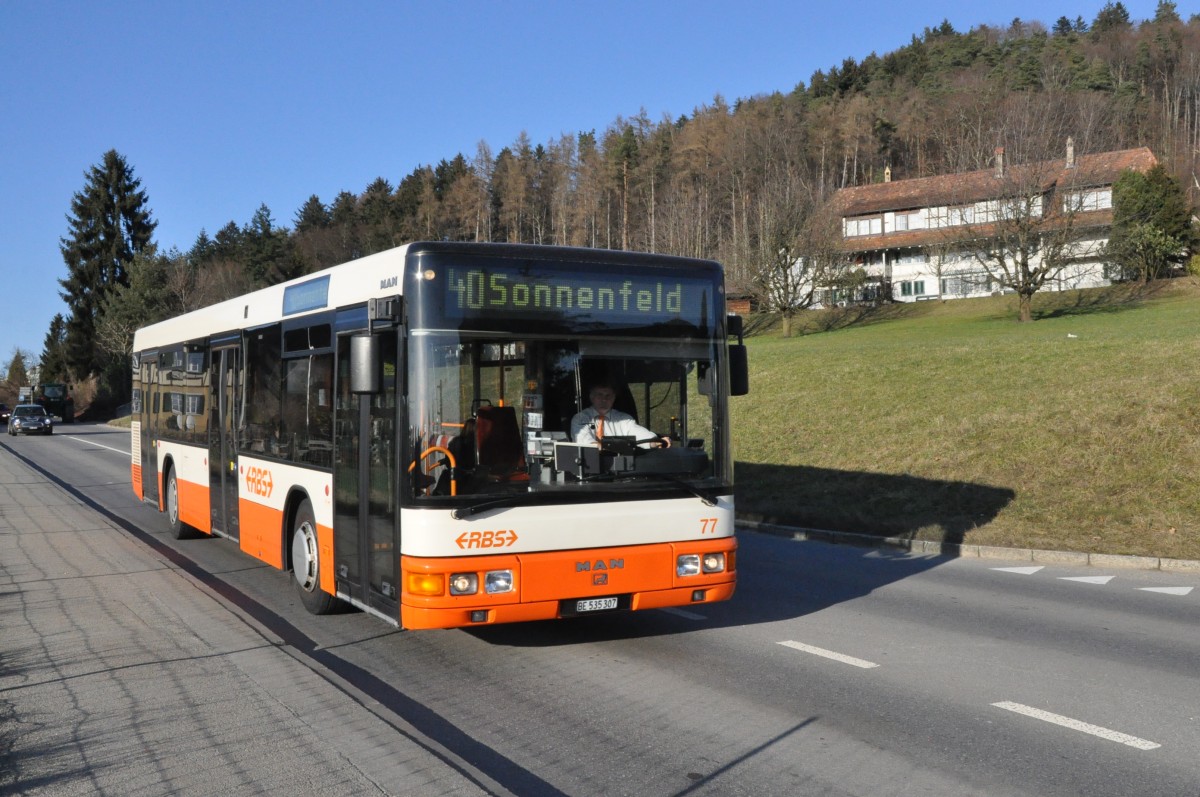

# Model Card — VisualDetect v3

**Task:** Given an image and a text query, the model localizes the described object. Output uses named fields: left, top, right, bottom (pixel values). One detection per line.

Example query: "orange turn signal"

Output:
left=407, top=573, right=445, bottom=597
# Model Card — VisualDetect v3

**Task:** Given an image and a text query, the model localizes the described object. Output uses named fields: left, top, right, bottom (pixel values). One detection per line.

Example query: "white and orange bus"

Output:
left=131, top=242, right=748, bottom=629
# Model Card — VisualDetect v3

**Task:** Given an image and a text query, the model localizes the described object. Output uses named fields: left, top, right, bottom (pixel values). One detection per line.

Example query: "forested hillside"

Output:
left=62, top=2, right=1200, bottom=396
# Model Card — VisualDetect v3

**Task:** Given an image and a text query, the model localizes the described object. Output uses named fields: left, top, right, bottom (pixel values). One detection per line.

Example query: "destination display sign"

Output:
left=440, top=266, right=716, bottom=331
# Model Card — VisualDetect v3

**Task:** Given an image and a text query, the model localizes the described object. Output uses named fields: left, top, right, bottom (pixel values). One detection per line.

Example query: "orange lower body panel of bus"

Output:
left=177, top=477, right=212, bottom=535
left=238, top=499, right=286, bottom=569
left=399, top=537, right=736, bottom=630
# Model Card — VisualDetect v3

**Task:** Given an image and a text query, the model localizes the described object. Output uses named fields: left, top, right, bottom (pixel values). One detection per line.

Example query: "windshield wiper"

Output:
left=451, top=493, right=542, bottom=520
left=615, top=472, right=719, bottom=506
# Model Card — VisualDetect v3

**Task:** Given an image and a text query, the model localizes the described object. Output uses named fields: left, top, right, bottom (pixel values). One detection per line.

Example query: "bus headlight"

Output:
left=677, top=554, right=701, bottom=577
left=702, top=553, right=725, bottom=573
left=485, top=570, right=514, bottom=594
left=449, top=573, right=478, bottom=595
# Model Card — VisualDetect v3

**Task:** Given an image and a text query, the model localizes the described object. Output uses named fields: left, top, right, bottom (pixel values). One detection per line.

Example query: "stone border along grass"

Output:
left=739, top=519, right=1200, bottom=574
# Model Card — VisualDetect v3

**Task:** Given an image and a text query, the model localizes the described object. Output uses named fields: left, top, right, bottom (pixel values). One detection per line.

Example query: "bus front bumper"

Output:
left=400, top=580, right=736, bottom=630
left=398, top=538, right=737, bottom=630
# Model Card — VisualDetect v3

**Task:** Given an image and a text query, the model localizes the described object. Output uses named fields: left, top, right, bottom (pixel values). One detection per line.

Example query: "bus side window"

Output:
left=243, top=326, right=282, bottom=456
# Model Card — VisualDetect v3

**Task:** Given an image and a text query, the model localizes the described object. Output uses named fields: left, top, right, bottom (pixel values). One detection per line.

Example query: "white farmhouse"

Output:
left=830, top=143, right=1157, bottom=304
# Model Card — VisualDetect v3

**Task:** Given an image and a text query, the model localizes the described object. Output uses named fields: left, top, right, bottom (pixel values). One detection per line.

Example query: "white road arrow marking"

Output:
left=1138, top=586, right=1193, bottom=596
left=992, top=566, right=1045, bottom=575
left=1059, top=575, right=1115, bottom=585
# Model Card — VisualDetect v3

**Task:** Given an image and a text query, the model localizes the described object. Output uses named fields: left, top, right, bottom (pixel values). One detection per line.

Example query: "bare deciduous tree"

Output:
left=746, top=168, right=848, bottom=336
left=939, top=95, right=1100, bottom=321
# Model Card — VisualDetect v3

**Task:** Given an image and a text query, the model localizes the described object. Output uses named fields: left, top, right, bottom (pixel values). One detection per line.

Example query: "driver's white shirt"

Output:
left=570, top=407, right=656, bottom=446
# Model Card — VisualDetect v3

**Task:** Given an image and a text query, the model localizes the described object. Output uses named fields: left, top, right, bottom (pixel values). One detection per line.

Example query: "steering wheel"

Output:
left=408, top=445, right=457, bottom=496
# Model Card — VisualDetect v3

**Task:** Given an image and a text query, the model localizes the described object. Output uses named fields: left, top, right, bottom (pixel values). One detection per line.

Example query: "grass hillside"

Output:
left=732, top=279, right=1200, bottom=560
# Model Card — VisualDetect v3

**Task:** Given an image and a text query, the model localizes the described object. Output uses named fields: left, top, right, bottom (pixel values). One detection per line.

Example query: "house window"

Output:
left=928, top=206, right=972, bottom=227
left=845, top=216, right=883, bottom=237
left=899, top=280, right=926, bottom=297
left=894, top=211, right=919, bottom=231
left=1065, top=188, right=1111, bottom=212
left=940, top=273, right=991, bottom=297
left=895, top=251, right=928, bottom=265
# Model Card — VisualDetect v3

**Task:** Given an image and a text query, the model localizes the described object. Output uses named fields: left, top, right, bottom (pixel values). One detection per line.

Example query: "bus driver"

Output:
left=570, top=382, right=671, bottom=448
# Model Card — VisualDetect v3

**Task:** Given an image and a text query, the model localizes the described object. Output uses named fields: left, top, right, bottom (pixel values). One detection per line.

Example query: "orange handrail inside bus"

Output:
left=409, top=446, right=457, bottom=496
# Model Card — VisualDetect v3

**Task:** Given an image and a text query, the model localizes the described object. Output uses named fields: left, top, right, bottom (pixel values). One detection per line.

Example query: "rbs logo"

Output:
left=244, top=466, right=274, bottom=498
left=455, top=529, right=518, bottom=549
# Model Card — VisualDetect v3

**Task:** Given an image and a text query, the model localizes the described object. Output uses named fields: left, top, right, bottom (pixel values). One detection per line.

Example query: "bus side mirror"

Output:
left=350, top=334, right=380, bottom=394
left=728, top=345, right=749, bottom=396
left=726, top=314, right=749, bottom=396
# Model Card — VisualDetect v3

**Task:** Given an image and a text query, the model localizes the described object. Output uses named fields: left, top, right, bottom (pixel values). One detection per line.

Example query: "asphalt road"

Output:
left=2, top=423, right=1198, bottom=796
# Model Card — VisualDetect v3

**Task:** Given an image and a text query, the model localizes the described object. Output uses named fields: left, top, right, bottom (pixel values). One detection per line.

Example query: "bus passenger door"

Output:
left=334, top=331, right=399, bottom=617
left=209, top=346, right=241, bottom=540
left=142, top=358, right=159, bottom=505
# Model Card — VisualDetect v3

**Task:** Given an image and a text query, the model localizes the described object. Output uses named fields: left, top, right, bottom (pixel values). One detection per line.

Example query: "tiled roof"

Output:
left=833, top=147, right=1156, bottom=217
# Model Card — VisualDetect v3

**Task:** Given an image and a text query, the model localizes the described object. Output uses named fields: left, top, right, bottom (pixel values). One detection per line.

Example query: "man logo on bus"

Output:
left=575, top=559, right=624, bottom=572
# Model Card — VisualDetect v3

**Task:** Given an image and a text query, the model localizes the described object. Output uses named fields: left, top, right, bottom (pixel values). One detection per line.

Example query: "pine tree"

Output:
left=40, top=314, right=70, bottom=383
left=242, top=204, right=299, bottom=285
left=1108, top=164, right=1197, bottom=280
left=1092, top=2, right=1132, bottom=38
left=58, top=150, right=156, bottom=378
left=6, top=350, right=29, bottom=387
left=294, top=195, right=331, bottom=232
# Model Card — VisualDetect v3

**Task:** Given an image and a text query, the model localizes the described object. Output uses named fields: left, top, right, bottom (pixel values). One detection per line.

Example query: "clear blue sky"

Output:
left=0, top=0, right=1171, bottom=365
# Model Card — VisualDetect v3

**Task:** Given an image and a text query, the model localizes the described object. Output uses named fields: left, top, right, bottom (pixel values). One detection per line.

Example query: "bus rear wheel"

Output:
left=291, top=499, right=338, bottom=615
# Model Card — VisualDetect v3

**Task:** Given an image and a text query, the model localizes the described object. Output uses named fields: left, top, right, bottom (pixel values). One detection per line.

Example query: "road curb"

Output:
left=737, top=518, right=1200, bottom=573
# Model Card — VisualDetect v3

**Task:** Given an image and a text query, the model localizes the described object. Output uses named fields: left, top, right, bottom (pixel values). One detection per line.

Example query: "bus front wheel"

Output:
left=291, top=499, right=338, bottom=615
left=166, top=468, right=195, bottom=540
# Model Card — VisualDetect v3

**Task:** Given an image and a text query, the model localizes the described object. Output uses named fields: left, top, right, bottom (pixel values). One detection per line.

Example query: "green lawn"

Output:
left=732, top=278, right=1200, bottom=560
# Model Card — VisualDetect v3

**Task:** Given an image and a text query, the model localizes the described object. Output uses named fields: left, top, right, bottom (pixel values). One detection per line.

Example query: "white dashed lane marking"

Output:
left=778, top=640, right=879, bottom=669
left=65, top=436, right=129, bottom=455
left=991, top=701, right=1161, bottom=750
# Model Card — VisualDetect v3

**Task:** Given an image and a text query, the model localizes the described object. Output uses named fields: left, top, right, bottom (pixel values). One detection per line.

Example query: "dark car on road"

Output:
left=8, top=404, right=53, bottom=436
left=0, top=403, right=9, bottom=424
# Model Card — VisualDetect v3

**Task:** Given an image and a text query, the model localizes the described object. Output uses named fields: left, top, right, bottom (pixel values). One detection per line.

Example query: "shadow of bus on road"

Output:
left=469, top=463, right=1015, bottom=647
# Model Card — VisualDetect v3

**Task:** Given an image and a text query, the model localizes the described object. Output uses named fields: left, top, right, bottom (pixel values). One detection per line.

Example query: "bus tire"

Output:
left=165, top=467, right=195, bottom=539
left=291, top=499, right=338, bottom=615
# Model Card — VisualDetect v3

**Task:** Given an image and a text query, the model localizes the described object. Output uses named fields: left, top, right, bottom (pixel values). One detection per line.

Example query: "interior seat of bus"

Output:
left=475, top=405, right=527, bottom=481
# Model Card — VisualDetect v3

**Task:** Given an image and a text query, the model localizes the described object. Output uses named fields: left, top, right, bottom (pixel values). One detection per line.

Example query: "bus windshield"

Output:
left=407, top=331, right=731, bottom=503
